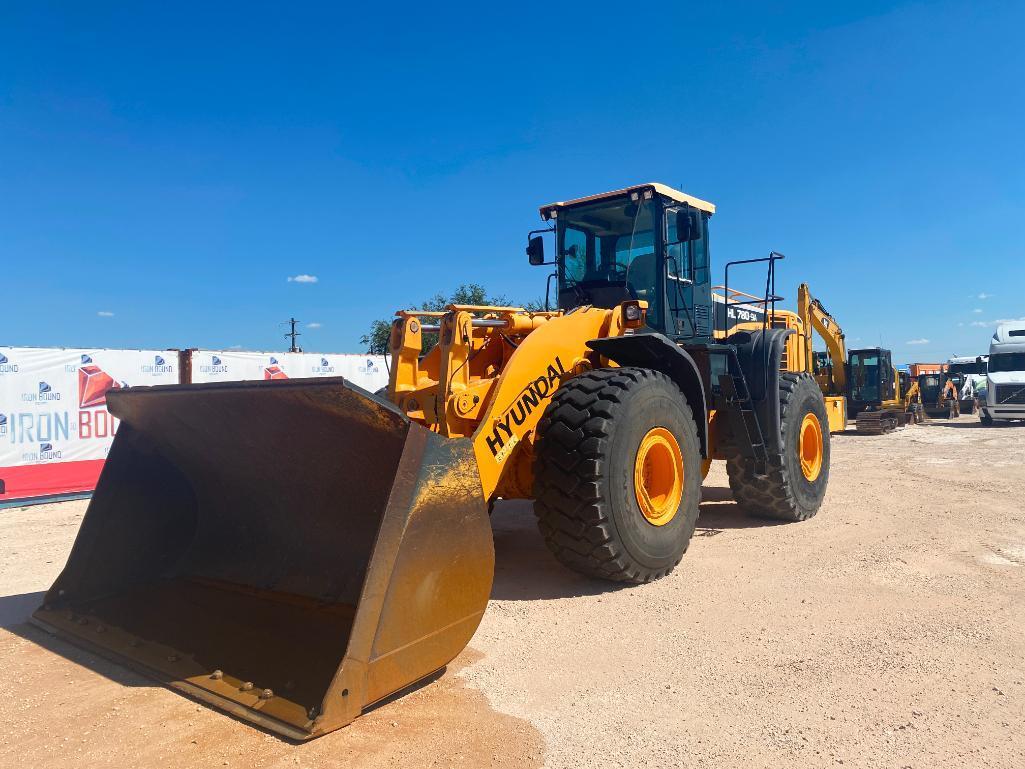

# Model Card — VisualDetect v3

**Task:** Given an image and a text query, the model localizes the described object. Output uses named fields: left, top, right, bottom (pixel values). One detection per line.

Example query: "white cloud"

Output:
left=972, top=308, right=983, bottom=313
left=977, top=292, right=993, bottom=300
left=307, top=322, right=322, bottom=329
left=972, top=316, right=1025, bottom=328
left=957, top=322, right=964, bottom=327
left=97, top=310, right=115, bottom=317
left=906, top=338, right=930, bottom=345
left=227, top=344, right=244, bottom=350
left=287, top=274, right=319, bottom=284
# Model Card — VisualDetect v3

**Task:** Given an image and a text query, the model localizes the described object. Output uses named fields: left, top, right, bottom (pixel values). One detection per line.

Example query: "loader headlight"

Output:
left=622, top=300, right=647, bottom=329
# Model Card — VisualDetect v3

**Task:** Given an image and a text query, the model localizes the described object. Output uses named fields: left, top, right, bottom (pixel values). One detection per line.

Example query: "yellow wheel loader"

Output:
left=34, top=183, right=831, bottom=739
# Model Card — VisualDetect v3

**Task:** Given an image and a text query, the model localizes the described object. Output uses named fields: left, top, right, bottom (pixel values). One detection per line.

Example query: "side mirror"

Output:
left=527, top=236, right=545, bottom=266
left=674, top=209, right=702, bottom=242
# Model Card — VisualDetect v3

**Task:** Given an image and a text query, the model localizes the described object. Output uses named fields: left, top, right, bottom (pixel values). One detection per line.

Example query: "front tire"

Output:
left=726, top=372, right=830, bottom=522
left=980, top=410, right=994, bottom=426
left=533, top=367, right=702, bottom=583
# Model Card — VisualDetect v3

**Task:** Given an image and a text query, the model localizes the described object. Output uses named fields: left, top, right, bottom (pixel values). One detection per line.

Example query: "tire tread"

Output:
left=533, top=367, right=697, bottom=583
left=726, top=372, right=826, bottom=522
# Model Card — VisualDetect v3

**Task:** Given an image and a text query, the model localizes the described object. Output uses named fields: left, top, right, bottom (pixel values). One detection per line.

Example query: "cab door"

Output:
left=665, top=207, right=712, bottom=340
left=880, top=351, right=897, bottom=401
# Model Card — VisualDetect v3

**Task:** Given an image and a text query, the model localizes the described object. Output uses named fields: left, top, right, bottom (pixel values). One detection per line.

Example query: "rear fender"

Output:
left=586, top=333, right=708, bottom=457
left=725, top=328, right=793, bottom=453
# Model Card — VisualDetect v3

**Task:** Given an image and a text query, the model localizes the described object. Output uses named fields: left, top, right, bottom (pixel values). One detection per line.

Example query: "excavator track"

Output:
left=855, top=409, right=904, bottom=435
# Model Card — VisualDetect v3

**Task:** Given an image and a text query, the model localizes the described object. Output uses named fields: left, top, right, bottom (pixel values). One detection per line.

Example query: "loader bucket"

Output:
left=31, top=377, right=494, bottom=739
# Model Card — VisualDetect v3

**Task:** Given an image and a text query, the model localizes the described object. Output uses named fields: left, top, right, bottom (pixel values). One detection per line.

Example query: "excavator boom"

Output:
left=798, top=283, right=848, bottom=395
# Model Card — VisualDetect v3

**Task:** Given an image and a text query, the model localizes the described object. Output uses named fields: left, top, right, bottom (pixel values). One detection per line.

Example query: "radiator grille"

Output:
left=694, top=304, right=711, bottom=336
left=995, top=384, right=1025, bottom=405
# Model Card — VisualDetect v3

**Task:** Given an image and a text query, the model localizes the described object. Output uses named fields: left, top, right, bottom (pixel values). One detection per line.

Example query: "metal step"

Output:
left=718, top=365, right=768, bottom=476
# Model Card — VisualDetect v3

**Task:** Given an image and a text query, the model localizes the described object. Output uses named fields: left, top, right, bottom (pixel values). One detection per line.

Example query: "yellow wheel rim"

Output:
left=799, top=412, right=823, bottom=482
left=633, top=427, right=684, bottom=526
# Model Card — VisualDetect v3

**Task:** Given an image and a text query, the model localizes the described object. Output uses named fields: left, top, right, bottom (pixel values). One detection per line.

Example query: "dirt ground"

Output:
left=2, top=415, right=1024, bottom=768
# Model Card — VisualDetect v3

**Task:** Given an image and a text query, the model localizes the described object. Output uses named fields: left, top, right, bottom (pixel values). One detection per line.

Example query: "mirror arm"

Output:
left=527, top=227, right=555, bottom=266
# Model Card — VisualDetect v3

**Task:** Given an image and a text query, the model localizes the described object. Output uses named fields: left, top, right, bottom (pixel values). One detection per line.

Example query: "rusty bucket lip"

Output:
left=106, top=375, right=407, bottom=417
left=29, top=610, right=317, bottom=741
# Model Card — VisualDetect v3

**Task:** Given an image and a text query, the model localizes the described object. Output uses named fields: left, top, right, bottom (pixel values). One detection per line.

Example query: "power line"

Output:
left=285, top=317, right=302, bottom=352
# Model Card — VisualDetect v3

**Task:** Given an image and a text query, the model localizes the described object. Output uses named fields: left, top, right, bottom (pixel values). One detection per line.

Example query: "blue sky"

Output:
left=3, top=1, right=1023, bottom=363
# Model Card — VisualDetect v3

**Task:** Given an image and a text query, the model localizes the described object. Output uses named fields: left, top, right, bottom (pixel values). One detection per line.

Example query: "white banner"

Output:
left=190, top=351, right=388, bottom=392
left=189, top=351, right=301, bottom=383
left=0, top=347, right=180, bottom=501
left=0, top=347, right=180, bottom=469
left=1, top=347, right=389, bottom=503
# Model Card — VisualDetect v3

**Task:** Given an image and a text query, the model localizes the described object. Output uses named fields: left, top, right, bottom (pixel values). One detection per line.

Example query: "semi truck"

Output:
left=980, top=323, right=1025, bottom=425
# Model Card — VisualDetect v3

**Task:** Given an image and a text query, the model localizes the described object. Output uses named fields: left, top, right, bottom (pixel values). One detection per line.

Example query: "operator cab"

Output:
left=528, top=183, right=716, bottom=342
left=847, top=348, right=896, bottom=412
left=918, top=372, right=945, bottom=403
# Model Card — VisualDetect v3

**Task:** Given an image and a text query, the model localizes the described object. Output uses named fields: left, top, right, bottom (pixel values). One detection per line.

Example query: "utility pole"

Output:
left=285, top=317, right=302, bottom=352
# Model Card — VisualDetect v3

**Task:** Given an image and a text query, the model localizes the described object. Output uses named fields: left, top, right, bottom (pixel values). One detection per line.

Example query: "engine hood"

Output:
left=988, top=371, right=1025, bottom=385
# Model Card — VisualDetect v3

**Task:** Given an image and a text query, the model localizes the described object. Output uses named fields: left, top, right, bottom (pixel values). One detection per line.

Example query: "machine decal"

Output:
left=486, top=356, right=566, bottom=460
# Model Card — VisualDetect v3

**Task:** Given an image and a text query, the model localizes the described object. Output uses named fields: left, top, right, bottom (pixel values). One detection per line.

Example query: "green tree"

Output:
left=360, top=283, right=545, bottom=354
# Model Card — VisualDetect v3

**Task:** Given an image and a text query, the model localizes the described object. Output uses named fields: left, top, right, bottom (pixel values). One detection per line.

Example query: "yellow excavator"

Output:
left=846, top=348, right=923, bottom=433
left=34, top=183, right=832, bottom=739
left=770, top=284, right=923, bottom=434
left=797, top=284, right=847, bottom=405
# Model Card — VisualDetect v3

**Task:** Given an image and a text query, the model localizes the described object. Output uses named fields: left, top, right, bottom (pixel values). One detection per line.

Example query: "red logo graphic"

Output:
left=263, top=365, right=288, bottom=380
left=79, top=365, right=122, bottom=408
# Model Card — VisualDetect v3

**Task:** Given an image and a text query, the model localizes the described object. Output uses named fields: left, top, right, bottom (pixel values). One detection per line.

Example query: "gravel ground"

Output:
left=2, top=415, right=1024, bottom=768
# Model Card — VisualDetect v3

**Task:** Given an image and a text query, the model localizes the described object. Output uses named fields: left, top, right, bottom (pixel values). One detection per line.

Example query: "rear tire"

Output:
left=533, top=367, right=702, bottom=583
left=726, top=372, right=830, bottom=522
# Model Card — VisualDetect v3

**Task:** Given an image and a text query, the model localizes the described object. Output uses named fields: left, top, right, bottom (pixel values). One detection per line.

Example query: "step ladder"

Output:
left=717, top=349, right=770, bottom=477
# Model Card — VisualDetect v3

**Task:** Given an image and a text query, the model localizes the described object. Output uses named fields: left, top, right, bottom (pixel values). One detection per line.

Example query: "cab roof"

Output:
left=993, top=321, right=1025, bottom=345
left=540, top=182, right=716, bottom=220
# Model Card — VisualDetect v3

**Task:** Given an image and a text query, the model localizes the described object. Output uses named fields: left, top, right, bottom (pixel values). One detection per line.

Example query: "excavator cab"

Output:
left=847, top=347, right=896, bottom=415
left=898, top=370, right=912, bottom=398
